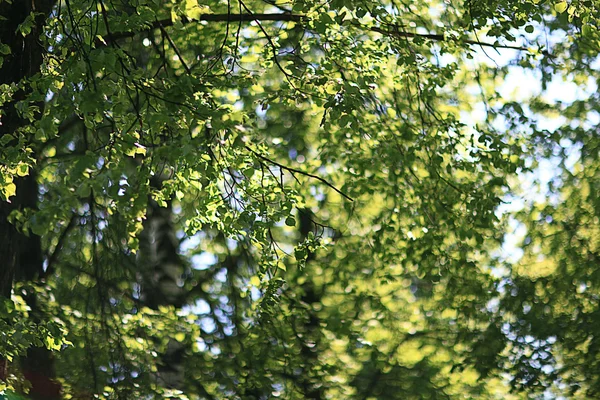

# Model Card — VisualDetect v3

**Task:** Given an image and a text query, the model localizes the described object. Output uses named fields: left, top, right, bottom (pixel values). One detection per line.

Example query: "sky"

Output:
left=462, top=36, right=599, bottom=265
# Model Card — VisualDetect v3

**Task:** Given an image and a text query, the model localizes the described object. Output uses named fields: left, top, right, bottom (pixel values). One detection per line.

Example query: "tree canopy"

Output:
left=1, top=0, right=600, bottom=398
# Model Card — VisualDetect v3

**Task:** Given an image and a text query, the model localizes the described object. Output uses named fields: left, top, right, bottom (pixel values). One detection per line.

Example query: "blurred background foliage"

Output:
left=1, top=0, right=600, bottom=398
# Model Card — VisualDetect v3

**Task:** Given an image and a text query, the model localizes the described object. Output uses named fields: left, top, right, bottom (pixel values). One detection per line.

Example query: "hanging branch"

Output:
left=98, top=13, right=531, bottom=53
left=246, top=146, right=354, bottom=202
left=99, top=13, right=306, bottom=44
left=368, top=25, right=529, bottom=52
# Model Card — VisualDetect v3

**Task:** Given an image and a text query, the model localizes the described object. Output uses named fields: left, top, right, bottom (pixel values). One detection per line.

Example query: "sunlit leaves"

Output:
left=2, top=0, right=599, bottom=398
left=554, top=1, right=568, bottom=13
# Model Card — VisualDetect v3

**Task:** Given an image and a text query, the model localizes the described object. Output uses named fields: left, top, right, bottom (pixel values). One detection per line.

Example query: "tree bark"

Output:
left=0, top=0, right=54, bottom=299
left=0, top=3, right=58, bottom=397
left=138, top=175, right=189, bottom=389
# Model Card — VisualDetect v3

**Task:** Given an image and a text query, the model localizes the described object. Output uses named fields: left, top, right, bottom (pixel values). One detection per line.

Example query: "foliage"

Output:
left=0, top=0, right=599, bottom=398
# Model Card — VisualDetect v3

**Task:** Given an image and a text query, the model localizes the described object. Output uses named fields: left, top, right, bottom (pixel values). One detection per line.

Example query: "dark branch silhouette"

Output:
left=101, top=13, right=530, bottom=53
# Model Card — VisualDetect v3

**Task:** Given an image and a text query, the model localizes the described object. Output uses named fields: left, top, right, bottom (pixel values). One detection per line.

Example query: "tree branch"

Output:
left=246, top=146, right=354, bottom=201
left=100, top=13, right=305, bottom=43
left=43, top=214, right=77, bottom=278
left=101, top=13, right=529, bottom=53
left=369, top=25, right=529, bottom=51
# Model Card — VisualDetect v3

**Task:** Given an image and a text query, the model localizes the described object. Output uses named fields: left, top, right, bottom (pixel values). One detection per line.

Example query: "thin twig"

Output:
left=97, top=13, right=531, bottom=54
left=98, top=14, right=305, bottom=44
left=43, top=214, right=77, bottom=278
left=157, top=21, right=191, bottom=74
left=369, top=25, right=530, bottom=51
left=246, top=146, right=353, bottom=201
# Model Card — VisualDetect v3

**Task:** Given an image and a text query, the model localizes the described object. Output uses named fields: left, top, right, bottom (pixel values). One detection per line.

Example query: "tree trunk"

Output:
left=0, top=0, right=54, bottom=301
left=0, top=3, right=59, bottom=397
left=297, top=209, right=325, bottom=399
left=138, top=175, right=189, bottom=389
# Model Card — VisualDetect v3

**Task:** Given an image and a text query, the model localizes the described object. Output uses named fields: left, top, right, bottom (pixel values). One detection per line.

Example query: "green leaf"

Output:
left=285, top=216, right=296, bottom=227
left=16, top=163, right=29, bottom=177
left=554, top=0, right=568, bottom=13
left=250, top=276, right=261, bottom=287
left=1, top=182, right=16, bottom=200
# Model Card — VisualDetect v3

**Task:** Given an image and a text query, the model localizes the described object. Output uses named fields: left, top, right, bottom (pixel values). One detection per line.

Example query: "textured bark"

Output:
left=0, top=0, right=53, bottom=298
left=139, top=177, right=188, bottom=310
left=297, top=209, right=325, bottom=400
left=0, top=2, right=59, bottom=397
left=138, top=176, right=189, bottom=389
